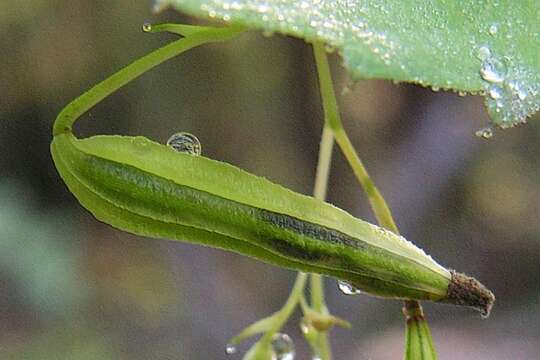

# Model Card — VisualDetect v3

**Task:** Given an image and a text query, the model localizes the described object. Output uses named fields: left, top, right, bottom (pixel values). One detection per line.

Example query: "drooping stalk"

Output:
left=311, top=41, right=437, bottom=360
left=53, top=25, right=244, bottom=136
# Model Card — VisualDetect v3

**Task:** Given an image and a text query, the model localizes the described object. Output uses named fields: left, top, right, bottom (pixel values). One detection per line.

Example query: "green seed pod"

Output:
left=50, top=24, right=494, bottom=316
left=51, top=132, right=494, bottom=315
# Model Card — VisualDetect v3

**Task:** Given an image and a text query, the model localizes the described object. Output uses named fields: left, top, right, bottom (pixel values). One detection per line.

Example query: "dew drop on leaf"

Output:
left=167, top=132, right=202, bottom=155
left=480, top=57, right=507, bottom=83
left=488, top=24, right=498, bottom=36
left=337, top=280, right=362, bottom=295
left=488, top=86, right=503, bottom=99
left=271, top=333, right=295, bottom=360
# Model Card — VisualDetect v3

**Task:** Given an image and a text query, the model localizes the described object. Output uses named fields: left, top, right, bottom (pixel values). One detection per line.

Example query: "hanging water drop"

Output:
left=338, top=280, right=362, bottom=295
left=517, top=87, right=528, bottom=101
left=480, top=57, right=507, bottom=83
left=225, top=343, right=237, bottom=355
left=475, top=127, right=494, bottom=139
left=507, top=81, right=528, bottom=101
left=271, top=333, right=295, bottom=360
left=142, top=22, right=152, bottom=33
left=488, top=86, right=503, bottom=99
left=167, top=132, right=202, bottom=155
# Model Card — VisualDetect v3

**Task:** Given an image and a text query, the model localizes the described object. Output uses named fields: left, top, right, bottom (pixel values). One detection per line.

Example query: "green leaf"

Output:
left=162, top=0, right=540, bottom=128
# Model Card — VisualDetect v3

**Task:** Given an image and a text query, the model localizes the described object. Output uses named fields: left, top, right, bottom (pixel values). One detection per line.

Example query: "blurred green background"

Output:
left=1, top=1, right=539, bottom=359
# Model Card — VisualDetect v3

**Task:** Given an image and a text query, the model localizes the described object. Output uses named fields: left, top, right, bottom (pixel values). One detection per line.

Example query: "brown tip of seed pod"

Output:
left=442, top=270, right=495, bottom=318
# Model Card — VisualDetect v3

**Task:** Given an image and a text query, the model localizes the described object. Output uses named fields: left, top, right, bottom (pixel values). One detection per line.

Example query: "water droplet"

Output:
left=142, top=22, right=152, bottom=32
left=480, top=58, right=507, bottom=83
left=271, top=333, right=295, bottom=360
left=457, top=90, right=467, bottom=97
left=488, top=86, right=503, bottom=99
left=300, top=321, right=310, bottom=335
left=475, top=127, right=494, bottom=139
left=225, top=343, right=236, bottom=355
left=166, top=132, right=202, bottom=155
left=338, top=281, right=362, bottom=295
left=475, top=46, right=491, bottom=61
left=488, top=24, right=498, bottom=36
left=517, top=88, right=528, bottom=101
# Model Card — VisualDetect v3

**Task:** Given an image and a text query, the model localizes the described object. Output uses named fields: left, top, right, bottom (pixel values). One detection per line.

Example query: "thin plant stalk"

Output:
left=309, top=125, right=335, bottom=360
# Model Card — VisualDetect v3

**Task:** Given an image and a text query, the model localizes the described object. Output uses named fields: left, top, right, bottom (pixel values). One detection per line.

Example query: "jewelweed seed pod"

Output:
left=50, top=24, right=494, bottom=316
left=51, top=132, right=494, bottom=316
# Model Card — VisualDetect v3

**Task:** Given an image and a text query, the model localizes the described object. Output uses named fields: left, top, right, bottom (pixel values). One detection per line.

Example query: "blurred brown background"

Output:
left=1, top=1, right=539, bottom=359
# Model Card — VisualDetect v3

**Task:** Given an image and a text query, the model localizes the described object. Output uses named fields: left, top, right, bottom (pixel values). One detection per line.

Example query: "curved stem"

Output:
left=258, top=272, right=308, bottom=347
left=311, top=41, right=437, bottom=360
left=312, top=42, right=397, bottom=232
left=53, top=25, right=244, bottom=136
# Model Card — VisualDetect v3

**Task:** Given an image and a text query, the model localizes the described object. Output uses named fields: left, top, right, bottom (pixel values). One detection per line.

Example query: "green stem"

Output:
left=258, top=272, right=308, bottom=347
left=53, top=25, right=244, bottom=136
left=312, top=42, right=397, bottom=232
left=309, top=125, right=335, bottom=360
left=311, top=41, right=437, bottom=360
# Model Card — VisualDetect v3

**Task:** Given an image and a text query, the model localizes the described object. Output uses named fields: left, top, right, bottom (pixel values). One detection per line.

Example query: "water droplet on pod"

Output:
left=475, top=127, right=494, bottom=139
left=142, top=22, right=152, bottom=32
left=338, top=280, right=362, bottom=295
left=271, top=333, right=295, bottom=360
left=167, top=132, right=202, bottom=155
left=225, top=343, right=236, bottom=355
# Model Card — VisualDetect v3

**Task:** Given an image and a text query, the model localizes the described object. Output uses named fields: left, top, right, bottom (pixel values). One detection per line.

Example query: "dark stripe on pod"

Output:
left=259, top=211, right=369, bottom=251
